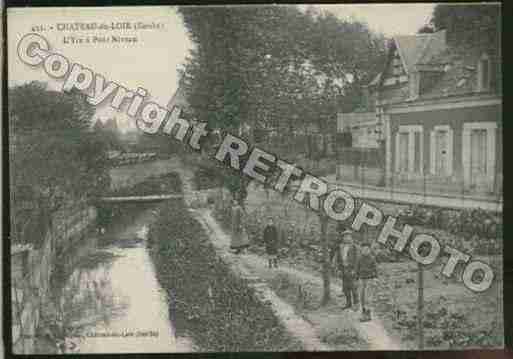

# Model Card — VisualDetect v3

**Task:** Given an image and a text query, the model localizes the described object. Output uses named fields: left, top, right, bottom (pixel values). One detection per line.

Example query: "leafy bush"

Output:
left=398, top=205, right=502, bottom=255
left=397, top=306, right=502, bottom=348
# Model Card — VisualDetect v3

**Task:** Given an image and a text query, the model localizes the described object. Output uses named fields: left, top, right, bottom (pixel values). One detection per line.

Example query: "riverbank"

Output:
left=148, top=196, right=303, bottom=351
left=72, top=204, right=194, bottom=353
left=39, top=203, right=195, bottom=354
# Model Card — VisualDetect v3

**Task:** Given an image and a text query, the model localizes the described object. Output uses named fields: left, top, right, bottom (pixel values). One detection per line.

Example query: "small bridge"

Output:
left=97, top=194, right=183, bottom=203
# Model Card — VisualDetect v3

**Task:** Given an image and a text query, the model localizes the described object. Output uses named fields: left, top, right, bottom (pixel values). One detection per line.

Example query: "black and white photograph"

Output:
left=5, top=3, right=503, bottom=354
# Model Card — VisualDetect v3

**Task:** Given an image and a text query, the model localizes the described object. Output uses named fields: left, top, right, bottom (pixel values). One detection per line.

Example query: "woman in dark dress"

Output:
left=230, top=199, right=250, bottom=253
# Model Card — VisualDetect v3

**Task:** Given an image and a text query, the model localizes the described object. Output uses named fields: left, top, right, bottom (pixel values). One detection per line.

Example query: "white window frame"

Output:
left=477, top=53, right=491, bottom=92
left=430, top=125, right=453, bottom=177
left=384, top=113, right=391, bottom=185
left=462, top=122, right=497, bottom=188
left=395, top=125, right=423, bottom=175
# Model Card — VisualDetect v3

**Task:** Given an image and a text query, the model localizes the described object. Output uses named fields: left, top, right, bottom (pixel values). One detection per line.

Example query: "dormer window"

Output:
left=478, top=53, right=491, bottom=92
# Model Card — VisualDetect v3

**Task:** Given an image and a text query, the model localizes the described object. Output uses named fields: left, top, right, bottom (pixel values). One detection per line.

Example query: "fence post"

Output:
left=353, top=149, right=358, bottom=181
left=320, top=215, right=330, bottom=305
left=417, top=262, right=424, bottom=349
left=360, top=151, right=367, bottom=187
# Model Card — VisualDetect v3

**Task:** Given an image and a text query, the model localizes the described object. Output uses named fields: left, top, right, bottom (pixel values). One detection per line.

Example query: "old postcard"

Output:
left=6, top=3, right=503, bottom=354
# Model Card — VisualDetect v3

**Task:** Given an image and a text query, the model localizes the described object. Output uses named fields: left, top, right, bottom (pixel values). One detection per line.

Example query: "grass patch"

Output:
left=148, top=199, right=302, bottom=351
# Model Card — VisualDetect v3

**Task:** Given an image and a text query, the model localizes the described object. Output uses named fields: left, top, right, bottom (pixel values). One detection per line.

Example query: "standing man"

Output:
left=331, top=229, right=360, bottom=311
left=263, top=217, right=279, bottom=268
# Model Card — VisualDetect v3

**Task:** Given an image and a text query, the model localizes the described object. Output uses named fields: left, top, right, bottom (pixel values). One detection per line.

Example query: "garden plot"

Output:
left=228, top=180, right=504, bottom=349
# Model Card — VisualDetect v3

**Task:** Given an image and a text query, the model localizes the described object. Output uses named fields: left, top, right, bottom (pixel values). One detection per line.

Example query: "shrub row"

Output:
left=396, top=305, right=502, bottom=348
left=107, top=173, right=182, bottom=197
left=148, top=199, right=301, bottom=351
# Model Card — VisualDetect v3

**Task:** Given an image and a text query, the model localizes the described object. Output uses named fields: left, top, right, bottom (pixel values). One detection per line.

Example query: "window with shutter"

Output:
left=478, top=53, right=491, bottom=92
left=414, top=132, right=422, bottom=173
left=399, top=132, right=409, bottom=172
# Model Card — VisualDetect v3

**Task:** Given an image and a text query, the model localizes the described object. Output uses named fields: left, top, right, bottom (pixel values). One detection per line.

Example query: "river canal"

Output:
left=61, top=203, right=194, bottom=354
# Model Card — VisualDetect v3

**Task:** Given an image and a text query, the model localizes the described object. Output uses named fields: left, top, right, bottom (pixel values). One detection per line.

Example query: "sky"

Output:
left=304, top=4, right=435, bottom=37
left=8, top=4, right=434, bottom=131
left=8, top=6, right=191, bottom=131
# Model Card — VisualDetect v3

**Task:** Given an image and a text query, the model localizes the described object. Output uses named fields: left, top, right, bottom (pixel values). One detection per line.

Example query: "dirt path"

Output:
left=176, top=160, right=502, bottom=350
left=174, top=159, right=402, bottom=350
left=192, top=209, right=329, bottom=351
left=195, top=209, right=402, bottom=351
left=240, top=251, right=401, bottom=350
left=176, top=164, right=327, bottom=350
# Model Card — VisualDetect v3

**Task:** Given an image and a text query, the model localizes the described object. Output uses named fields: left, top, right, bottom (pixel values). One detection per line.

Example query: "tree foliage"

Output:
left=93, top=118, right=123, bottom=151
left=430, top=4, right=500, bottom=32
left=428, top=4, right=500, bottom=50
left=178, top=5, right=386, bottom=133
left=9, top=82, right=110, bottom=244
left=177, top=5, right=386, bottom=200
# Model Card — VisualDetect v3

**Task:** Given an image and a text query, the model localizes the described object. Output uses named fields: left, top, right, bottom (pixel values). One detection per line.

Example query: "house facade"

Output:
left=337, top=111, right=380, bottom=149
left=341, top=28, right=502, bottom=196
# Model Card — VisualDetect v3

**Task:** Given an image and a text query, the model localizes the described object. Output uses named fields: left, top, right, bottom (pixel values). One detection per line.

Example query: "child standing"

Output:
left=356, top=240, right=378, bottom=322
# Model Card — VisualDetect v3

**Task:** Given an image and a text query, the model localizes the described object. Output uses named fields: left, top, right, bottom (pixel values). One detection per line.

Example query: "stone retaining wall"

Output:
left=10, top=203, right=97, bottom=354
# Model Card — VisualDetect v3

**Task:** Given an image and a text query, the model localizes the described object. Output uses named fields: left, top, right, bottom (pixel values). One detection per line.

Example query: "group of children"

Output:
left=330, top=228, right=378, bottom=322
left=229, top=193, right=378, bottom=323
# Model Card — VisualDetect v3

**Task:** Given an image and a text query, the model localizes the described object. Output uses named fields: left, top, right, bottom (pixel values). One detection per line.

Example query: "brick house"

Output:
left=342, top=28, right=502, bottom=196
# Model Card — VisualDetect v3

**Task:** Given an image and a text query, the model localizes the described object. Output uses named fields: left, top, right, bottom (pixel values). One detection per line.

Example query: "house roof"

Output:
left=367, top=30, right=447, bottom=88
left=419, top=44, right=484, bottom=100
left=416, top=30, right=448, bottom=66
left=394, top=34, right=430, bottom=74
left=368, top=73, right=381, bottom=87
left=371, top=29, right=500, bottom=103
left=394, top=30, right=447, bottom=74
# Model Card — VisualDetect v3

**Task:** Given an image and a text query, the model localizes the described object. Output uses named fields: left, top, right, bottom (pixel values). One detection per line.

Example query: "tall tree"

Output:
left=178, top=5, right=386, bottom=161
left=9, top=82, right=109, bottom=245
left=177, top=5, right=387, bottom=303
left=429, top=4, right=500, bottom=49
left=178, top=5, right=315, bottom=201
